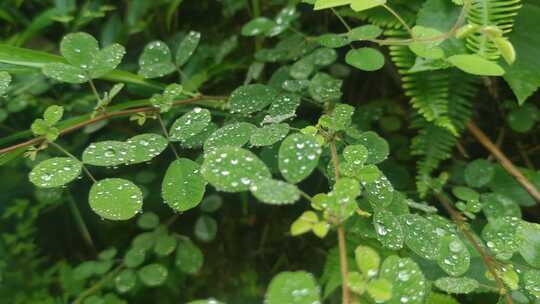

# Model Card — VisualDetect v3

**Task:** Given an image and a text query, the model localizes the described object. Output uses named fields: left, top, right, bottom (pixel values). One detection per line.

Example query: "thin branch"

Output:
left=467, top=121, right=540, bottom=202
left=88, top=78, right=103, bottom=104
left=382, top=4, right=413, bottom=36
left=50, top=141, right=96, bottom=183
left=67, top=192, right=96, bottom=255
left=0, top=95, right=228, bottom=155
left=331, top=8, right=352, bottom=32
left=156, top=114, right=180, bottom=159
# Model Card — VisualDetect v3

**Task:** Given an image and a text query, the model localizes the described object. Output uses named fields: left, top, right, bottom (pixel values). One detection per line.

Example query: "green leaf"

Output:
left=42, top=62, right=89, bottom=83
left=60, top=32, right=99, bottom=69
left=250, top=178, right=300, bottom=205
left=265, top=93, right=301, bottom=123
left=320, top=103, right=354, bottom=131
left=82, top=141, right=129, bottom=167
left=125, top=133, right=168, bottom=164
left=314, top=0, right=352, bottom=10
left=175, top=238, right=204, bottom=274
left=265, top=271, right=320, bottom=304
left=175, top=31, right=201, bottom=66
left=291, top=211, right=318, bottom=236
left=250, top=123, right=290, bottom=147
left=194, top=215, right=217, bottom=242
left=29, top=157, right=82, bottom=188
left=200, top=194, right=223, bottom=213
left=162, top=158, right=207, bottom=211
left=137, top=263, right=168, bottom=287
left=89, top=178, right=143, bottom=220
left=317, top=34, right=349, bottom=48
left=447, top=54, right=505, bottom=76
left=343, top=144, right=368, bottom=167
left=187, top=300, right=224, bottom=304
left=348, top=25, right=382, bottom=41
left=437, top=235, right=470, bottom=276
left=348, top=271, right=367, bottom=294
left=356, top=131, right=389, bottom=164
left=229, top=84, right=279, bottom=115
left=154, top=234, right=177, bottom=256
left=98, top=247, right=117, bottom=260
left=452, top=186, right=479, bottom=202
left=43, top=105, right=64, bottom=125
left=355, top=245, right=380, bottom=277
left=524, top=269, right=540, bottom=298
left=482, top=193, right=521, bottom=222
left=507, top=105, right=539, bottom=133
left=308, top=72, right=343, bottom=102
left=0, top=71, right=11, bottom=95
left=204, top=122, right=256, bottom=151
left=312, top=48, right=338, bottom=66
left=346, top=47, right=385, bottom=71
left=482, top=216, right=521, bottom=259
left=137, top=212, right=159, bottom=230
left=115, top=269, right=137, bottom=293
left=241, top=17, right=276, bottom=36
left=517, top=221, right=540, bottom=268
left=31, top=119, right=48, bottom=135
left=138, top=41, right=176, bottom=79
left=279, top=133, right=322, bottom=183
left=90, top=43, right=126, bottom=78
left=409, top=26, right=445, bottom=59
left=124, top=248, right=145, bottom=268
left=201, top=146, right=270, bottom=192
left=464, top=159, right=494, bottom=188
left=181, top=122, right=218, bottom=149
left=401, top=214, right=441, bottom=260
left=434, top=277, right=479, bottom=294
left=366, top=278, right=392, bottom=302
left=169, top=107, right=212, bottom=142
left=350, top=0, right=386, bottom=12
left=364, top=175, right=394, bottom=208
left=373, top=210, right=404, bottom=250
left=380, top=256, right=427, bottom=304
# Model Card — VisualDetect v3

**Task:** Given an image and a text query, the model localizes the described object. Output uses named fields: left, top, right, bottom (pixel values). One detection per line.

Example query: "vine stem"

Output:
left=0, top=95, right=228, bottom=155
left=434, top=192, right=513, bottom=304
left=381, top=4, right=413, bottom=36
left=72, top=264, right=123, bottom=304
left=49, top=141, right=96, bottom=183
left=467, top=121, right=540, bottom=202
left=156, top=114, right=180, bottom=159
left=330, top=140, right=351, bottom=304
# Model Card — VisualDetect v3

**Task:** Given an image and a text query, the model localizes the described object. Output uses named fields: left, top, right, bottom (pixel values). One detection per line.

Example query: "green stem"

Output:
left=88, top=78, right=103, bottom=105
left=382, top=4, right=413, bottom=36
left=67, top=192, right=96, bottom=255
left=157, top=114, right=180, bottom=159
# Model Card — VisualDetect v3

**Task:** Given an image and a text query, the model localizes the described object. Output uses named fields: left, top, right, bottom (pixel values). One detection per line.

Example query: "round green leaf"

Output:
left=380, top=256, right=427, bottom=304
left=308, top=72, right=343, bottom=102
left=447, top=54, right=505, bottom=76
left=90, top=43, right=126, bottom=78
left=350, top=0, right=386, bottom=12
left=125, top=133, right=168, bottom=164
left=199, top=194, right=223, bottom=212
left=373, top=210, right=404, bottom=250
left=162, top=158, right=207, bottom=211
left=89, top=178, right=143, bottom=220
left=181, top=122, right=218, bottom=149
left=44, top=105, right=64, bottom=125
left=175, top=238, right=204, bottom=274
left=137, top=263, right=168, bottom=287
left=434, top=277, right=479, bottom=294
left=250, top=178, right=300, bottom=205
left=138, top=41, right=176, bottom=78
left=452, top=186, right=479, bottom=202
left=201, top=146, right=270, bottom=192
left=0, top=71, right=11, bottom=95
left=265, top=271, right=320, bottom=304
left=266, top=93, right=301, bottom=122
left=345, top=48, right=385, bottom=71
left=401, top=214, right=441, bottom=260
left=367, top=278, right=393, bottom=302
left=170, top=107, right=212, bottom=142
left=175, top=31, right=201, bottom=66
left=343, top=144, right=368, bottom=167
left=154, top=234, right=177, bottom=256
left=115, top=269, right=137, bottom=293
left=409, top=26, right=445, bottom=59
left=124, top=248, right=145, bottom=268
left=437, top=235, right=470, bottom=276
left=42, top=63, right=89, bottom=84
left=137, top=212, right=159, bottom=230
left=60, top=32, right=99, bottom=68
left=229, top=84, right=279, bottom=115
left=250, top=123, right=290, bottom=146
left=204, top=122, right=256, bottom=151
left=132, top=232, right=155, bottom=252
left=356, top=131, right=389, bottom=164
left=82, top=141, right=129, bottom=167
left=524, top=269, right=540, bottom=298
left=517, top=222, right=540, bottom=268
left=317, top=34, right=349, bottom=48
left=194, top=215, right=217, bottom=242
left=278, top=133, right=322, bottom=183
left=364, top=175, right=394, bottom=208
left=312, top=48, right=337, bottom=66
left=29, top=157, right=82, bottom=188
left=508, top=106, right=538, bottom=133
left=349, top=25, right=383, bottom=41
left=481, top=193, right=521, bottom=222
left=464, top=159, right=494, bottom=188
left=355, top=245, right=380, bottom=277
left=241, top=17, right=276, bottom=36
left=482, top=216, right=521, bottom=259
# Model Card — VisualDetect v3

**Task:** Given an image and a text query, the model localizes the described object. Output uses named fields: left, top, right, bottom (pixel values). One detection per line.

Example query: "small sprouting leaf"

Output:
left=229, top=84, right=279, bottom=115
left=493, top=37, right=516, bottom=65
left=291, top=211, right=318, bottom=236
left=201, top=146, right=271, bottom=192
left=366, top=278, right=392, bottom=302
left=265, top=271, right=320, bottom=304
left=0, top=71, right=11, bottom=95
left=482, top=216, right=521, bottom=259
left=355, top=245, right=380, bottom=277
left=194, top=215, right=217, bottom=242
left=447, top=54, right=505, bottom=76
left=169, top=107, right=211, bottom=142
left=137, top=212, right=160, bottom=230
left=308, top=72, right=343, bottom=102
left=524, top=270, right=540, bottom=298
left=162, top=158, right=207, bottom=212
left=204, top=122, right=256, bottom=151
left=350, top=0, right=386, bottom=12
left=154, top=234, right=177, bottom=256
left=250, top=178, right=300, bottom=205
left=314, top=0, right=352, bottom=10
left=115, top=269, right=137, bottom=293
left=29, top=157, right=82, bottom=188
left=42, top=63, right=89, bottom=83
left=320, top=103, right=354, bottom=131
left=317, top=34, right=349, bottom=48
left=434, top=277, right=479, bottom=294
left=401, top=214, right=441, bottom=260
left=125, top=133, right=168, bottom=164
left=364, top=175, right=394, bottom=208
left=60, top=32, right=99, bottom=68
left=31, top=119, right=48, bottom=136
left=175, top=31, right=201, bottom=66
left=250, top=123, right=290, bottom=146
left=175, top=238, right=204, bottom=274
left=278, top=133, right=322, bottom=183
left=464, top=159, right=494, bottom=188
left=409, top=26, right=445, bottom=59
left=437, top=235, right=470, bottom=276
left=348, top=25, right=383, bottom=41
left=380, top=256, right=427, bottom=304
left=82, top=141, right=128, bottom=167
left=241, top=17, right=276, bottom=36
left=373, top=210, right=404, bottom=250
left=517, top=222, right=540, bottom=268
left=43, top=105, right=64, bottom=125
left=343, top=144, right=368, bottom=167
left=89, top=178, right=143, bottom=220
left=138, top=41, right=176, bottom=78
left=138, top=263, right=168, bottom=287
left=346, top=47, right=385, bottom=71
left=356, top=131, right=389, bottom=164
left=348, top=271, right=367, bottom=294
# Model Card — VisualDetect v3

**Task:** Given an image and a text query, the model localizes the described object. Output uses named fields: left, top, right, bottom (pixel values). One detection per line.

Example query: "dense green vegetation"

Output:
left=1, top=0, right=540, bottom=303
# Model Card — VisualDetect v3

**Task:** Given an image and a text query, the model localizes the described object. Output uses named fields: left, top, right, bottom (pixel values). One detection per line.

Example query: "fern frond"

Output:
left=466, top=0, right=522, bottom=60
